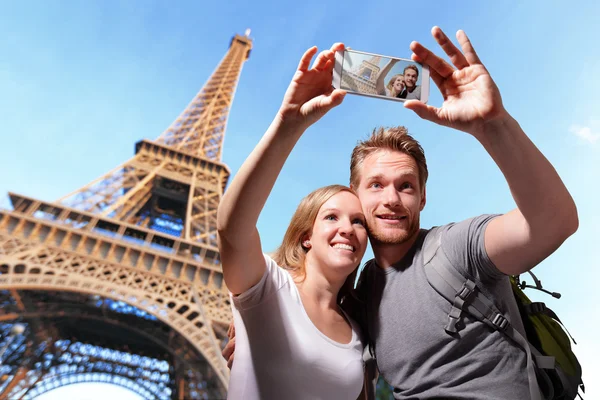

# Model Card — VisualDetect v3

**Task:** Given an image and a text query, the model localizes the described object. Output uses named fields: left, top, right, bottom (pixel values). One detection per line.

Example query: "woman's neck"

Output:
left=293, top=265, right=345, bottom=312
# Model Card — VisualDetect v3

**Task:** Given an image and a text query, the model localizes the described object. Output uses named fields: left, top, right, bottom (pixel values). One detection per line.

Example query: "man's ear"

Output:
left=420, top=186, right=427, bottom=211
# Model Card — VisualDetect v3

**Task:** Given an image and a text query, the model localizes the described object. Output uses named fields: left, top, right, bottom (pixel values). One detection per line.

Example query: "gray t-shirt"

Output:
left=358, top=215, right=529, bottom=399
left=399, top=85, right=421, bottom=100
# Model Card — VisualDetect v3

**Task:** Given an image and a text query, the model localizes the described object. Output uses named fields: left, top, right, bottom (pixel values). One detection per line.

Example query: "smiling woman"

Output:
left=216, top=43, right=371, bottom=399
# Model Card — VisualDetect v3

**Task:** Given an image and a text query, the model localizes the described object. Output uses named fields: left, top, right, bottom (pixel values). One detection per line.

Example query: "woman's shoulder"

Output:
left=230, top=254, right=294, bottom=310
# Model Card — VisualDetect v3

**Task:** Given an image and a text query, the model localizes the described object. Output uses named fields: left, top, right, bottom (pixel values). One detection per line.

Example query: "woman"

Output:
left=384, top=74, right=405, bottom=97
left=217, top=43, right=368, bottom=399
left=375, top=58, right=403, bottom=97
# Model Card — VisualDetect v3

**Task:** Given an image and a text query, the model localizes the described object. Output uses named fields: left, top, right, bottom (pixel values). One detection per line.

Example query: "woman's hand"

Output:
left=277, top=43, right=347, bottom=131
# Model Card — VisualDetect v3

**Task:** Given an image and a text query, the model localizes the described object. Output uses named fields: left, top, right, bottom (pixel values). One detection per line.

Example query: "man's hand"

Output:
left=277, top=43, right=347, bottom=131
left=404, top=28, right=578, bottom=277
left=222, top=321, right=236, bottom=370
left=404, top=27, right=507, bottom=137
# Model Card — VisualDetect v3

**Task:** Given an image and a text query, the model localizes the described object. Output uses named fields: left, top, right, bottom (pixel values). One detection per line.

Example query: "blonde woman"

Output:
left=375, top=58, right=404, bottom=97
left=384, top=74, right=405, bottom=97
left=217, top=43, right=369, bottom=400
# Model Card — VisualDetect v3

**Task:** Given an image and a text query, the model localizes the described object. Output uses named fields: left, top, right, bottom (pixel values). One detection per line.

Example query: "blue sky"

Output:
left=1, top=1, right=598, bottom=398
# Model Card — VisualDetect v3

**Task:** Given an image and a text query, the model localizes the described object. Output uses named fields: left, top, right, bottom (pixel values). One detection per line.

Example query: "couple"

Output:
left=216, top=26, right=578, bottom=399
left=375, top=60, right=420, bottom=100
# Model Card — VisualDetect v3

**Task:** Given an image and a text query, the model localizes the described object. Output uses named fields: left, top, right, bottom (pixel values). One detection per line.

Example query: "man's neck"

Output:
left=371, top=230, right=421, bottom=269
left=407, top=85, right=416, bottom=93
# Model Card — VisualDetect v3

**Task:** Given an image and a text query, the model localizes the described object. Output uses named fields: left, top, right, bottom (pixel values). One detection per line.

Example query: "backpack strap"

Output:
left=422, top=227, right=553, bottom=400
left=354, top=260, right=379, bottom=400
left=525, top=301, right=577, bottom=344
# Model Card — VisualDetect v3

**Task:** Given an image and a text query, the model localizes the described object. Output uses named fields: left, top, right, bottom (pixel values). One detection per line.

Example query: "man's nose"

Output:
left=383, top=187, right=402, bottom=207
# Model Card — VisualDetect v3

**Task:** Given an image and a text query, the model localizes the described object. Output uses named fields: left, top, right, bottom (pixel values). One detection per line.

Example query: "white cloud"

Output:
left=569, top=124, right=600, bottom=144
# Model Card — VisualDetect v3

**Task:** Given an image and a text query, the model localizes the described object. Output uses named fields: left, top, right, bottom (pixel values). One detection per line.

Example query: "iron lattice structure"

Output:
left=0, top=30, right=253, bottom=399
left=341, top=55, right=382, bottom=94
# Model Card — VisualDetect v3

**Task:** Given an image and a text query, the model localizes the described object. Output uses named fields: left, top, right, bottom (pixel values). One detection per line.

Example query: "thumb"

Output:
left=403, top=100, right=442, bottom=125
left=302, top=89, right=346, bottom=119
left=320, top=89, right=346, bottom=111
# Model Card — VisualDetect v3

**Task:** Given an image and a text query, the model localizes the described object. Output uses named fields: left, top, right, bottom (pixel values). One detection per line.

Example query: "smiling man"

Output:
left=345, top=26, right=578, bottom=399
left=397, top=65, right=420, bottom=100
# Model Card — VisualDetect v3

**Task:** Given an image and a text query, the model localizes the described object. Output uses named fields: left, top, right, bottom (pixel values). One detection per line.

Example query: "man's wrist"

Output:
left=470, top=110, right=515, bottom=142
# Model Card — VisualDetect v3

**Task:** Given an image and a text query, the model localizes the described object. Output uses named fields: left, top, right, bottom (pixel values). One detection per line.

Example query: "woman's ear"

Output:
left=301, top=234, right=312, bottom=250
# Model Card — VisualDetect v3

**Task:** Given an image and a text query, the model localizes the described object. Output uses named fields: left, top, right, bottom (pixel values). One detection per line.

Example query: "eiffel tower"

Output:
left=0, top=29, right=253, bottom=399
left=341, top=55, right=382, bottom=95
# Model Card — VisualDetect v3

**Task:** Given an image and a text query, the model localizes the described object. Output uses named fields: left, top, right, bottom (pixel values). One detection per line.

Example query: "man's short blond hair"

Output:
left=350, top=126, right=428, bottom=191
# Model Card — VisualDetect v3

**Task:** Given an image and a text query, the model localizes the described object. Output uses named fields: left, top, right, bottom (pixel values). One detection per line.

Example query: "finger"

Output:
left=329, top=42, right=344, bottom=53
left=403, top=100, right=444, bottom=125
left=429, top=68, right=445, bottom=92
left=227, top=353, right=234, bottom=370
left=456, top=30, right=482, bottom=65
left=431, top=26, right=469, bottom=69
left=303, top=89, right=346, bottom=118
left=324, top=44, right=344, bottom=72
left=410, top=41, right=454, bottom=78
left=312, top=49, right=333, bottom=71
left=410, top=53, right=424, bottom=64
left=227, top=321, right=235, bottom=338
left=298, top=46, right=318, bottom=71
left=322, top=89, right=346, bottom=109
left=324, top=56, right=340, bottom=74
left=222, top=337, right=235, bottom=359
left=411, top=54, right=445, bottom=90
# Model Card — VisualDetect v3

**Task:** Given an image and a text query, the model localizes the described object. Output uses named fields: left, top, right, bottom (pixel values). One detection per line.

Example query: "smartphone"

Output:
left=333, top=48, right=430, bottom=104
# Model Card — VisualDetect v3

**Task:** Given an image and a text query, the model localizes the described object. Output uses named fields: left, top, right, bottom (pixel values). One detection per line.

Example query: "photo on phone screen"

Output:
left=333, top=49, right=430, bottom=103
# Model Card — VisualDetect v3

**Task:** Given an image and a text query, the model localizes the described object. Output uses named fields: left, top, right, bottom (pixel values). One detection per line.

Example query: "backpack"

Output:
left=422, top=227, right=584, bottom=400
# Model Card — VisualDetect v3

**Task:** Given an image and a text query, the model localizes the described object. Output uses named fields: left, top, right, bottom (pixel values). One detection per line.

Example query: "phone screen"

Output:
left=335, top=49, right=428, bottom=103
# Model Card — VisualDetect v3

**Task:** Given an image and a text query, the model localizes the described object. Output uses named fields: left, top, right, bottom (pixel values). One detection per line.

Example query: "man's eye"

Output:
left=353, top=218, right=366, bottom=226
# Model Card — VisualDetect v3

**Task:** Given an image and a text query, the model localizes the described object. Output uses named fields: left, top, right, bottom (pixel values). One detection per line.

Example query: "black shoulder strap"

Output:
left=356, top=260, right=379, bottom=400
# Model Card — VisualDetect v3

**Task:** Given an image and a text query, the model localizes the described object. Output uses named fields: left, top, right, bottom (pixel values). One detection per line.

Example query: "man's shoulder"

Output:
left=424, top=215, right=500, bottom=239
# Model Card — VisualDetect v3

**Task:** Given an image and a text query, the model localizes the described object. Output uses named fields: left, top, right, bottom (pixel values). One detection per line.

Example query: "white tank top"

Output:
left=227, top=255, right=364, bottom=400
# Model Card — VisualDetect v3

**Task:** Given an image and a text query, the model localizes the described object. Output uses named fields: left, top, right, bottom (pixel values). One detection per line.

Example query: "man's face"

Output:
left=404, top=69, right=418, bottom=89
left=354, top=150, right=425, bottom=246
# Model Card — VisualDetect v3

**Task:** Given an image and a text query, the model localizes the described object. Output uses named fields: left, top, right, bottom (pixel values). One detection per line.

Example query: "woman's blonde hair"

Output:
left=272, top=184, right=361, bottom=304
left=386, top=74, right=404, bottom=97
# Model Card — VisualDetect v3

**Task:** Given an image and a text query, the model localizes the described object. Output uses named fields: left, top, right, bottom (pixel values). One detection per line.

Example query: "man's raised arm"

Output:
left=404, top=27, right=578, bottom=275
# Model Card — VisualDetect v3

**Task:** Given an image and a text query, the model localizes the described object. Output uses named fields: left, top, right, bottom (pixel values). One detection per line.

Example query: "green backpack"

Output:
left=423, top=227, right=584, bottom=400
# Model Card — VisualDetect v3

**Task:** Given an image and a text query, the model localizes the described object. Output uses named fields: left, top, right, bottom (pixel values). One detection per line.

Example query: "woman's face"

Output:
left=393, top=76, right=405, bottom=92
left=305, top=191, right=368, bottom=279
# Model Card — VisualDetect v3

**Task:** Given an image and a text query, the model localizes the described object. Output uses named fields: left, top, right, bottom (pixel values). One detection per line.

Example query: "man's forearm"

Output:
left=475, top=112, right=578, bottom=237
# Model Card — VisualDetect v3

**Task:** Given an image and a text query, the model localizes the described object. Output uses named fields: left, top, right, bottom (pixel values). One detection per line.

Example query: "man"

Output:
left=222, top=26, right=578, bottom=399
left=397, top=64, right=420, bottom=100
